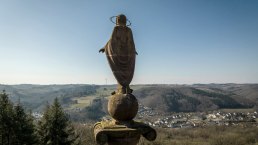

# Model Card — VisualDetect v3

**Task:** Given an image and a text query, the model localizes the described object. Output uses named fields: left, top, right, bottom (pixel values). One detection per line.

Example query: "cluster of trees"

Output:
left=191, top=88, right=245, bottom=108
left=0, top=90, right=79, bottom=145
left=163, top=89, right=201, bottom=112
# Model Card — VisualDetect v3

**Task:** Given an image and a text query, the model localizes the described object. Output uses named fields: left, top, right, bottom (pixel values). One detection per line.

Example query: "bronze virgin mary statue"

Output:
left=95, top=15, right=156, bottom=145
left=99, top=14, right=137, bottom=94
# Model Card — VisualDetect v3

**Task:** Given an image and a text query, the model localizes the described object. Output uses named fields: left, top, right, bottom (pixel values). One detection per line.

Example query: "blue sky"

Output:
left=0, top=0, right=257, bottom=84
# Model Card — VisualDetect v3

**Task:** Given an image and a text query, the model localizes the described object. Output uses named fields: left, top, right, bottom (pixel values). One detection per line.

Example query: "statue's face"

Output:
left=116, top=14, right=126, bottom=26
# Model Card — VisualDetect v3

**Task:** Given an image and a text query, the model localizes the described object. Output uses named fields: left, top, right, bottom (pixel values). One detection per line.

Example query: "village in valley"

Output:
left=136, top=104, right=258, bottom=128
left=32, top=102, right=258, bottom=129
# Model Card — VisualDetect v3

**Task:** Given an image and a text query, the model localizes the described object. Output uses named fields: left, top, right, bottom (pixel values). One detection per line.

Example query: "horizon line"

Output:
left=1, top=83, right=258, bottom=86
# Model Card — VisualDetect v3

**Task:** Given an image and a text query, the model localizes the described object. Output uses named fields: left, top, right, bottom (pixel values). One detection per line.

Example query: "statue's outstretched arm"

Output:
left=99, top=47, right=105, bottom=53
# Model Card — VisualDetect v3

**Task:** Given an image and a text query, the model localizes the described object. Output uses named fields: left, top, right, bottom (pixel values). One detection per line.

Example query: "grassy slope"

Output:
left=75, top=123, right=258, bottom=145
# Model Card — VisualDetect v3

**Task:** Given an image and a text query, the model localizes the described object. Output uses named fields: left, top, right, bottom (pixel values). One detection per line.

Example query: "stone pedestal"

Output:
left=94, top=120, right=156, bottom=145
left=94, top=92, right=156, bottom=145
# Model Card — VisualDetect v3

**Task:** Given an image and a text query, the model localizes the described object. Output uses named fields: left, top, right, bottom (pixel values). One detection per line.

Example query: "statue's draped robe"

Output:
left=104, top=26, right=136, bottom=87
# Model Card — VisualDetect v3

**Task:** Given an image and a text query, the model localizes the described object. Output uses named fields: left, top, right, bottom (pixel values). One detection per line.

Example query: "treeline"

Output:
left=0, top=90, right=79, bottom=145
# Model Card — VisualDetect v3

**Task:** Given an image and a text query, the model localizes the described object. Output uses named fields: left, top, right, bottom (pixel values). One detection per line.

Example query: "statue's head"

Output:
left=116, top=14, right=127, bottom=26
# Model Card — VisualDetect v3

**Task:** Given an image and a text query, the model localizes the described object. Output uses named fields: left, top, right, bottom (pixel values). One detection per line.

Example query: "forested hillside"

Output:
left=0, top=84, right=98, bottom=111
left=0, top=84, right=257, bottom=117
left=134, top=84, right=258, bottom=113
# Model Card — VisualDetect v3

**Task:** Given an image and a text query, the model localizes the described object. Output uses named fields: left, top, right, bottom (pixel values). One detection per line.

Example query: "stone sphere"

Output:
left=108, top=93, right=138, bottom=121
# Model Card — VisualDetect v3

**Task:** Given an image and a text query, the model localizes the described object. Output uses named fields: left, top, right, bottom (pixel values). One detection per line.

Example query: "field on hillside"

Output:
left=68, top=85, right=149, bottom=110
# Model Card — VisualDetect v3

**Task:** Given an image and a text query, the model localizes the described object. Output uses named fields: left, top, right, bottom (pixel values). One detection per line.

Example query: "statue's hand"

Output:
left=135, top=51, right=138, bottom=55
left=99, top=48, right=105, bottom=53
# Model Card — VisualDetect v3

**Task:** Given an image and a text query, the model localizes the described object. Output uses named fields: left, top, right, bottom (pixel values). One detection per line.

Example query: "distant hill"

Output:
left=134, top=84, right=258, bottom=113
left=0, top=84, right=257, bottom=114
left=0, top=84, right=98, bottom=111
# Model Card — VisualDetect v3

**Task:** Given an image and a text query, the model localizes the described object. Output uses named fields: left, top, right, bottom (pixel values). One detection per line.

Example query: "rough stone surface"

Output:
left=108, top=93, right=138, bottom=121
left=94, top=120, right=157, bottom=145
